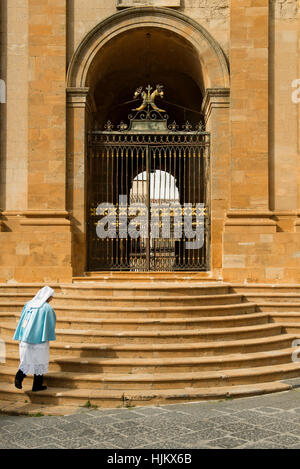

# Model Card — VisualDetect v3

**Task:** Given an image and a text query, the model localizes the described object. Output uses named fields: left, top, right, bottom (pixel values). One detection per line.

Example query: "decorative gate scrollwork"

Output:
left=87, top=86, right=210, bottom=271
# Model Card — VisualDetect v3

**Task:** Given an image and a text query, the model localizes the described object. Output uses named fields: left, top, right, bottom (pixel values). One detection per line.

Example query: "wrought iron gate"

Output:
left=87, top=88, right=210, bottom=272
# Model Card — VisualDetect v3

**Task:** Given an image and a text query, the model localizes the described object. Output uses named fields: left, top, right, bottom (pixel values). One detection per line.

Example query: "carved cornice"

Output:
left=67, top=87, right=90, bottom=108
left=225, top=210, right=277, bottom=227
left=201, top=88, right=230, bottom=121
left=116, top=0, right=181, bottom=8
left=2, top=210, right=71, bottom=226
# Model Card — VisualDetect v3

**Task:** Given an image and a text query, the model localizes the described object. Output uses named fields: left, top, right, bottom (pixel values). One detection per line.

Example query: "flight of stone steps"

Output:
left=1, top=274, right=300, bottom=409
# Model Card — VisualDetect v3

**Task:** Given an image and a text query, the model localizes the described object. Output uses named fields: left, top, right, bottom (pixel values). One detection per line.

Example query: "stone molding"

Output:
left=201, top=88, right=230, bottom=121
left=67, top=87, right=90, bottom=108
left=2, top=210, right=71, bottom=227
left=116, top=0, right=181, bottom=8
left=225, top=209, right=300, bottom=232
left=225, top=210, right=277, bottom=228
left=67, top=7, right=229, bottom=90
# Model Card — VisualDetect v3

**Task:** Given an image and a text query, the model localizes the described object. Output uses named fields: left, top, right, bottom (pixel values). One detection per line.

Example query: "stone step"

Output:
left=4, top=334, right=296, bottom=359
left=270, top=313, right=300, bottom=324
left=233, top=284, right=300, bottom=294
left=60, top=283, right=230, bottom=297
left=0, top=381, right=291, bottom=408
left=0, top=292, right=244, bottom=307
left=282, top=323, right=300, bottom=334
left=21, top=312, right=268, bottom=331
left=3, top=344, right=297, bottom=374
left=0, top=323, right=284, bottom=344
left=258, top=302, right=300, bottom=312
left=0, top=302, right=257, bottom=319
left=0, top=313, right=16, bottom=322
left=0, top=344, right=300, bottom=376
left=74, top=272, right=218, bottom=282
left=0, top=283, right=230, bottom=297
left=241, top=293, right=300, bottom=303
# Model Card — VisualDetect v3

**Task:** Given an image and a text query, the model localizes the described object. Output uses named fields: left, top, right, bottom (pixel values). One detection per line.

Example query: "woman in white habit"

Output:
left=13, top=286, right=56, bottom=392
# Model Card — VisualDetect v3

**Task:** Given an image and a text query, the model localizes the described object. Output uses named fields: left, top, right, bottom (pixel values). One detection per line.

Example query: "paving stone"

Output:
left=206, top=414, right=244, bottom=427
left=110, top=422, right=159, bottom=436
left=94, top=429, right=129, bottom=440
left=230, top=427, right=279, bottom=442
left=27, top=428, right=66, bottom=439
left=102, top=435, right=151, bottom=449
left=252, top=406, right=285, bottom=414
left=262, top=434, right=300, bottom=448
left=263, top=420, right=300, bottom=436
left=16, top=437, right=63, bottom=449
left=239, top=441, right=281, bottom=449
left=286, top=443, right=300, bottom=449
left=25, top=416, right=70, bottom=427
left=134, top=417, right=192, bottom=431
left=289, top=407, right=300, bottom=415
left=209, top=437, right=248, bottom=449
left=99, top=409, right=145, bottom=420
left=52, top=421, right=91, bottom=433
left=79, top=443, right=119, bottom=449
left=132, top=406, right=169, bottom=416
left=137, top=440, right=188, bottom=449
left=55, top=437, right=103, bottom=449
left=62, top=412, right=104, bottom=423
left=143, top=412, right=201, bottom=428
left=178, top=420, right=217, bottom=432
left=233, top=410, right=285, bottom=427
left=29, top=443, right=65, bottom=449
left=175, top=428, right=226, bottom=445
left=270, top=411, right=300, bottom=423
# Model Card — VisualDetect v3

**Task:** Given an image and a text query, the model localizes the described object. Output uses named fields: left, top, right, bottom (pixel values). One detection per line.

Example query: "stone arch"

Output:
left=66, top=7, right=230, bottom=276
left=67, top=7, right=229, bottom=91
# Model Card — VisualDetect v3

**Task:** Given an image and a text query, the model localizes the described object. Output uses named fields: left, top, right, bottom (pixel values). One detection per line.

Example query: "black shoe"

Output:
left=32, top=374, right=47, bottom=392
left=15, top=369, right=26, bottom=389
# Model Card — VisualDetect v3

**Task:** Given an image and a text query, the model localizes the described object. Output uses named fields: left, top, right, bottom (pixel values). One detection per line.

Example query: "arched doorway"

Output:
left=67, top=8, right=229, bottom=276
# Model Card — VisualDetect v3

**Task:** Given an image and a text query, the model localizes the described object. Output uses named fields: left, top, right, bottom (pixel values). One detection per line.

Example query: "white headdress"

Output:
left=26, top=286, right=55, bottom=309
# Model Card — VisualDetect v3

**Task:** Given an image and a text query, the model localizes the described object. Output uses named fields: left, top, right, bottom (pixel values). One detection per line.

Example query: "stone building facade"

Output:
left=0, top=0, right=299, bottom=284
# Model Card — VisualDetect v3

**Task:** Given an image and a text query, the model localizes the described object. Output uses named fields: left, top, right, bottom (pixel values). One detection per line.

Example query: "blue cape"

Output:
left=13, top=302, right=56, bottom=344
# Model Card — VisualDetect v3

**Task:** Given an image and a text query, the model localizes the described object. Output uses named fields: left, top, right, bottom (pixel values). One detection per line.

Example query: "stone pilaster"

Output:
left=296, top=4, right=300, bottom=231
left=67, top=87, right=91, bottom=276
left=1, top=1, right=28, bottom=211
left=229, top=0, right=269, bottom=213
left=28, top=0, right=67, bottom=211
left=202, top=88, right=230, bottom=277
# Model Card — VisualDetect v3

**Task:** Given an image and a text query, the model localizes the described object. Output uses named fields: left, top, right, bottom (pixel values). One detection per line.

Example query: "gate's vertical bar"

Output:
left=152, top=148, right=157, bottom=271
left=193, top=146, right=196, bottom=268
left=177, top=146, right=181, bottom=271
left=169, top=145, right=172, bottom=270
left=164, top=147, right=168, bottom=271
left=146, top=145, right=151, bottom=271
left=198, top=145, right=202, bottom=268
left=116, top=145, right=119, bottom=270
left=130, top=146, right=134, bottom=270
left=106, top=144, right=109, bottom=269
left=206, top=135, right=211, bottom=271
left=183, top=146, right=186, bottom=270
left=125, top=146, right=129, bottom=269
left=120, top=146, right=124, bottom=269
left=111, top=145, right=115, bottom=269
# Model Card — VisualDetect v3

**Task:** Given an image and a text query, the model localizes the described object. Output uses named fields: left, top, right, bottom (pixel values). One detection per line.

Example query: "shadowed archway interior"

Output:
left=86, top=27, right=204, bottom=128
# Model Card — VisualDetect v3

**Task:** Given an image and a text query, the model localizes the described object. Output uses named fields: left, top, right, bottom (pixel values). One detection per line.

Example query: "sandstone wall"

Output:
left=0, top=1, right=299, bottom=282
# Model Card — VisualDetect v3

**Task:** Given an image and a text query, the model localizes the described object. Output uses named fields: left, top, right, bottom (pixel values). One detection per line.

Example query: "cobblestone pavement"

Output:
left=1, top=389, right=300, bottom=449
